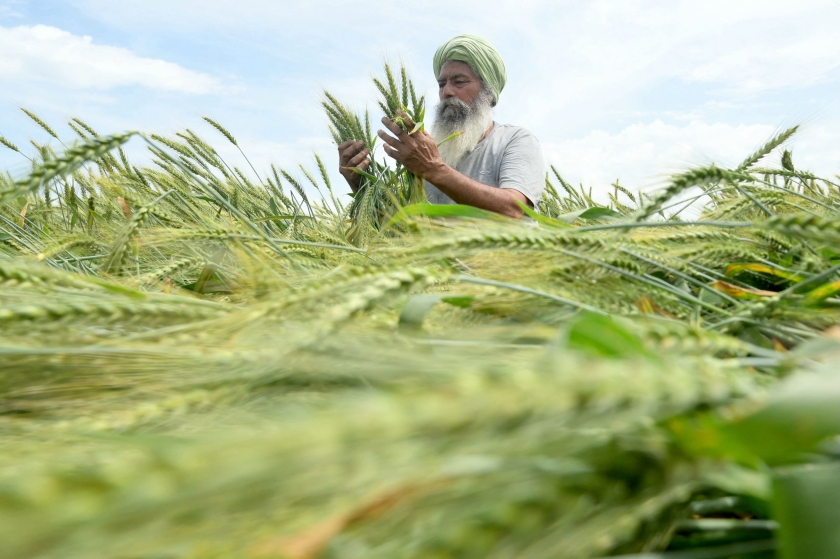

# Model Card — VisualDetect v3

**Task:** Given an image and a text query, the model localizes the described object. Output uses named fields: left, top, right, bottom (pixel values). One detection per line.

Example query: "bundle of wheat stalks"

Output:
left=0, top=65, right=838, bottom=559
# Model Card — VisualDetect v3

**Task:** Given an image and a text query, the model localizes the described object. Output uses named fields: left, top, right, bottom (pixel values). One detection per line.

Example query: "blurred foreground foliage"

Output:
left=0, top=65, right=838, bottom=559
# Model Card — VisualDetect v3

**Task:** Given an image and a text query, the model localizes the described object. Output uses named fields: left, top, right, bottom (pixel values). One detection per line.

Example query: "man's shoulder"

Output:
left=491, top=123, right=540, bottom=144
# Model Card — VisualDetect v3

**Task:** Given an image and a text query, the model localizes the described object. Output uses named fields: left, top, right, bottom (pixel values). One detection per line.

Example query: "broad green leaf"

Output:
left=725, top=263, right=806, bottom=283
left=566, top=313, right=652, bottom=359
left=516, top=200, right=572, bottom=228
left=556, top=206, right=623, bottom=224
left=702, top=463, right=772, bottom=501
left=711, top=280, right=777, bottom=299
left=698, top=288, right=726, bottom=305
left=385, top=203, right=512, bottom=228
left=789, top=336, right=840, bottom=359
left=578, top=206, right=623, bottom=220
left=441, top=296, right=474, bottom=308
left=773, top=463, right=840, bottom=559
left=802, top=279, right=840, bottom=305
left=722, top=369, right=840, bottom=464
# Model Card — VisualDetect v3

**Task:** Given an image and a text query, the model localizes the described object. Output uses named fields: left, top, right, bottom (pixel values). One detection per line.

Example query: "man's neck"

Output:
left=479, top=121, right=494, bottom=144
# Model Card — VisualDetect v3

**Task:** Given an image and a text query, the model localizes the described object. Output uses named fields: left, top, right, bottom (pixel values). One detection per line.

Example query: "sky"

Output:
left=1, top=0, right=838, bottom=202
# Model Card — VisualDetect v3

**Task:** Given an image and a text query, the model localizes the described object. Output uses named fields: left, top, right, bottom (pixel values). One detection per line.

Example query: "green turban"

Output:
left=433, top=34, right=507, bottom=104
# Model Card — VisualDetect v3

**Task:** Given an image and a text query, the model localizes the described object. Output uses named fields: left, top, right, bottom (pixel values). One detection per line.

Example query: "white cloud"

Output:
left=0, top=24, right=221, bottom=93
left=3, top=1, right=838, bottom=205
left=543, top=120, right=777, bottom=194
left=542, top=117, right=840, bottom=201
left=67, top=1, right=840, bottom=126
left=684, top=32, right=840, bottom=93
left=0, top=0, right=24, bottom=18
left=503, top=0, right=840, bottom=132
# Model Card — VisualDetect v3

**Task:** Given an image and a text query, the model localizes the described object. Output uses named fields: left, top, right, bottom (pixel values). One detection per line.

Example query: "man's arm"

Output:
left=377, top=116, right=529, bottom=219
left=424, top=165, right=530, bottom=219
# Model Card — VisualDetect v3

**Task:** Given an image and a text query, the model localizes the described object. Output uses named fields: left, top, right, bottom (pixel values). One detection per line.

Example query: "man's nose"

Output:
left=440, top=80, right=456, bottom=99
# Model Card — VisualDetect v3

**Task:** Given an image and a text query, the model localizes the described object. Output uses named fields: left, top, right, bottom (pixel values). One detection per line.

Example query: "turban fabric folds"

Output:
left=433, top=34, right=507, bottom=104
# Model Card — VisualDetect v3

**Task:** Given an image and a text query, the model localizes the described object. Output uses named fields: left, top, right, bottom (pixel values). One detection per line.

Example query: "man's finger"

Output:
left=395, top=109, right=416, bottom=131
left=377, top=129, right=402, bottom=149
left=380, top=117, right=407, bottom=139
left=340, top=145, right=364, bottom=164
left=382, top=143, right=403, bottom=162
left=356, top=159, right=370, bottom=170
left=347, top=149, right=370, bottom=167
left=339, top=140, right=364, bottom=155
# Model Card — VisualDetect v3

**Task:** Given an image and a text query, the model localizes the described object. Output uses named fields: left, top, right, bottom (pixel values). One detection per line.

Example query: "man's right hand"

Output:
left=338, top=140, right=370, bottom=193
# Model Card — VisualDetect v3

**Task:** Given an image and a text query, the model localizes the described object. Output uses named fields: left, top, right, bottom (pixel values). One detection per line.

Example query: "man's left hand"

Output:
left=378, top=112, right=446, bottom=182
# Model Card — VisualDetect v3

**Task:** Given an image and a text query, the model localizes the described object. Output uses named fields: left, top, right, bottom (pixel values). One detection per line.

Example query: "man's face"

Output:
left=437, top=61, right=484, bottom=106
left=432, top=60, right=495, bottom=165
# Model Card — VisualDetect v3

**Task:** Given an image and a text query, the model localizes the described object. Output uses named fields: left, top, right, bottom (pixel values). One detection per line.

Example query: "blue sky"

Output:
left=1, top=0, right=838, bottom=200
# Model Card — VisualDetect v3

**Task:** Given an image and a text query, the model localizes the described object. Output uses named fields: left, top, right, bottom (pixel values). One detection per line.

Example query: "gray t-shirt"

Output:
left=425, top=122, right=546, bottom=206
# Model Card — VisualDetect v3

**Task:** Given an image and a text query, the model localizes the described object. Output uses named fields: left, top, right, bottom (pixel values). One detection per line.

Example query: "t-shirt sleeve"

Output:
left=498, top=130, right=546, bottom=206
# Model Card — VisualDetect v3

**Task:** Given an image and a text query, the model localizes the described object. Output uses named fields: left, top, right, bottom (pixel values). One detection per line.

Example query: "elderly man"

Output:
left=338, top=34, right=545, bottom=219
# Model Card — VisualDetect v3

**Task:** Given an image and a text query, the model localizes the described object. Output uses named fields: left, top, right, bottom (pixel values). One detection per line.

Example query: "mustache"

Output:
left=441, top=97, right=469, bottom=109
left=436, top=97, right=471, bottom=122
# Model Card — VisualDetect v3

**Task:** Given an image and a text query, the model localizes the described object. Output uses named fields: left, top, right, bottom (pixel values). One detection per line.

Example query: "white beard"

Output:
left=431, top=91, right=494, bottom=168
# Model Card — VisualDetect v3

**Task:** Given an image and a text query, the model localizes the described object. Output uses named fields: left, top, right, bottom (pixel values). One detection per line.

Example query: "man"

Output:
left=338, top=34, right=545, bottom=219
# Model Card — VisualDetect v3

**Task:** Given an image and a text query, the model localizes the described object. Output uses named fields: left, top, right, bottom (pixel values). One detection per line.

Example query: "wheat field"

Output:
left=0, top=64, right=838, bottom=559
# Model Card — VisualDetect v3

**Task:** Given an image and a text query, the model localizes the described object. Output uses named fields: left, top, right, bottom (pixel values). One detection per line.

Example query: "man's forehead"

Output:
left=437, top=60, right=479, bottom=80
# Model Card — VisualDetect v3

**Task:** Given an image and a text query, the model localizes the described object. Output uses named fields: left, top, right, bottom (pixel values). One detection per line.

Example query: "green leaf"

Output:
left=802, top=279, right=840, bottom=305
left=436, top=131, right=462, bottom=147
left=399, top=294, right=444, bottom=329
left=348, top=167, right=378, bottom=181
left=566, top=313, right=652, bottom=359
left=578, top=206, right=623, bottom=220
left=516, top=200, right=572, bottom=229
left=254, top=215, right=315, bottom=222
left=788, top=335, right=840, bottom=359
left=725, top=263, right=806, bottom=283
left=441, top=296, right=474, bottom=308
left=556, top=206, right=623, bottom=224
left=722, top=369, right=840, bottom=465
left=385, top=203, right=512, bottom=228
left=699, top=289, right=726, bottom=306
left=191, top=247, right=226, bottom=295
left=773, top=463, right=840, bottom=559
left=398, top=294, right=474, bottom=330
